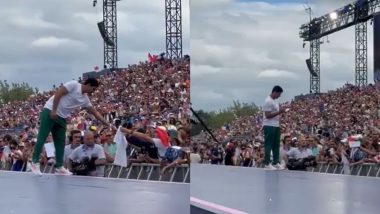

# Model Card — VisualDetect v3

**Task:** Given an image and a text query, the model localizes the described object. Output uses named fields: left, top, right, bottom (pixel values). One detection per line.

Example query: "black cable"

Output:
left=190, top=107, right=220, bottom=144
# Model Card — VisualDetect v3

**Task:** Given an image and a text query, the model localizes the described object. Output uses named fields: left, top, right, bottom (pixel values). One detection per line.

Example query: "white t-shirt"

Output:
left=44, top=142, right=56, bottom=158
left=64, top=144, right=78, bottom=164
left=153, top=138, right=168, bottom=158
left=262, top=95, right=280, bottom=127
left=113, top=127, right=128, bottom=167
left=69, top=144, right=106, bottom=177
left=1, top=146, right=10, bottom=163
left=190, top=153, right=201, bottom=164
left=44, top=80, right=92, bottom=118
left=287, top=148, right=312, bottom=159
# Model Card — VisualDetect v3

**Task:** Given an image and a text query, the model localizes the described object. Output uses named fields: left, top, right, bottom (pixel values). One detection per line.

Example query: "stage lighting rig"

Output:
left=299, top=0, right=380, bottom=92
left=299, top=0, right=379, bottom=42
left=329, top=12, right=338, bottom=20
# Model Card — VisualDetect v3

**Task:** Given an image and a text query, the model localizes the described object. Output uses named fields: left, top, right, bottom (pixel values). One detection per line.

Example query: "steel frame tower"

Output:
left=103, top=0, right=119, bottom=69
left=165, top=0, right=182, bottom=59
left=355, top=22, right=368, bottom=86
left=310, top=39, right=320, bottom=93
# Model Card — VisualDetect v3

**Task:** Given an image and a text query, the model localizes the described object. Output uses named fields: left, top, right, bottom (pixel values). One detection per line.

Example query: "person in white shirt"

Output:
left=285, top=139, right=315, bottom=170
left=31, top=78, right=112, bottom=176
left=68, top=131, right=107, bottom=177
left=63, top=130, right=82, bottom=168
left=262, top=85, right=288, bottom=170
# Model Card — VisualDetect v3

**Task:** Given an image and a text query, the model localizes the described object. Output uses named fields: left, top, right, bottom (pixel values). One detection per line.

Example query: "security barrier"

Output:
left=308, top=162, right=380, bottom=177
left=2, top=160, right=378, bottom=179
left=105, top=163, right=190, bottom=183
left=239, top=161, right=380, bottom=177
left=0, top=162, right=190, bottom=183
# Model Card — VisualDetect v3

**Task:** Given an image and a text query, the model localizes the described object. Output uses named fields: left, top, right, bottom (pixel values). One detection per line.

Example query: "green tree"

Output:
left=191, top=100, right=259, bottom=136
left=0, top=80, right=36, bottom=105
left=191, top=110, right=211, bottom=136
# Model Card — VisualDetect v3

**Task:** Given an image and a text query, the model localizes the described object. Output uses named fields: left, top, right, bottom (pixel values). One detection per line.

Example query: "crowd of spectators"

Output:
left=192, top=83, right=380, bottom=172
left=0, top=56, right=191, bottom=177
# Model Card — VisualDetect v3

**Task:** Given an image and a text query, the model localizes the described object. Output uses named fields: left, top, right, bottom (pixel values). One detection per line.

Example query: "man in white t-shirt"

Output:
left=262, top=85, right=288, bottom=170
left=31, top=78, right=112, bottom=176
left=64, top=130, right=82, bottom=168
left=68, top=131, right=106, bottom=177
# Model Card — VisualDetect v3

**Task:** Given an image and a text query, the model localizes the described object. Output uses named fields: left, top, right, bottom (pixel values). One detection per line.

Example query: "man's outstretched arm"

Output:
left=85, top=106, right=112, bottom=128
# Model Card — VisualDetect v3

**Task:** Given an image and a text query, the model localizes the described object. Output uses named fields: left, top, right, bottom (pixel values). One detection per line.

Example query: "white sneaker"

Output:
left=54, top=167, right=73, bottom=176
left=264, top=164, right=277, bottom=170
left=30, top=162, right=42, bottom=176
left=273, top=163, right=285, bottom=170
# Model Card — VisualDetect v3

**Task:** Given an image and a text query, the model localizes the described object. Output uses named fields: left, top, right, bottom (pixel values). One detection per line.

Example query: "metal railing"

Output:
left=253, top=161, right=380, bottom=177
left=307, top=162, right=380, bottom=177
left=104, top=163, right=190, bottom=183
left=0, top=162, right=190, bottom=183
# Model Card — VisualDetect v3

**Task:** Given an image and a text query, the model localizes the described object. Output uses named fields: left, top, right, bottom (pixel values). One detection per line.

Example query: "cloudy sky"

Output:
left=0, top=0, right=189, bottom=92
left=190, top=0, right=375, bottom=111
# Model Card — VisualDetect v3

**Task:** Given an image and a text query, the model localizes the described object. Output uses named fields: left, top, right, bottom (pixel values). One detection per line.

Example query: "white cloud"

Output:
left=257, top=69, right=299, bottom=79
left=191, top=64, right=222, bottom=77
left=196, top=90, right=225, bottom=100
left=30, top=37, right=86, bottom=49
left=0, top=0, right=189, bottom=92
left=191, top=0, right=369, bottom=111
left=9, top=11, right=61, bottom=29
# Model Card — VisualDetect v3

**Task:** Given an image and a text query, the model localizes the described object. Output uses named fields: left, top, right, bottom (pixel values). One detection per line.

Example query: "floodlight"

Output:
left=330, top=12, right=338, bottom=20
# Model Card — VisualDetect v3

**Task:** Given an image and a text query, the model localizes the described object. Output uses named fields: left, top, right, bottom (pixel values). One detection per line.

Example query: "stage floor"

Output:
left=190, top=164, right=380, bottom=214
left=0, top=171, right=189, bottom=214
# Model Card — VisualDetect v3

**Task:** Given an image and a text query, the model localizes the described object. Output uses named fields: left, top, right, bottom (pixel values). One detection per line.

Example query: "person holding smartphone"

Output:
left=262, top=85, right=289, bottom=170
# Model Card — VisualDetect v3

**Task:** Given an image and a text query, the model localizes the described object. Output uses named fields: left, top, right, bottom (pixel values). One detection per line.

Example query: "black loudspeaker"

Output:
left=97, top=21, right=115, bottom=47
left=306, top=58, right=318, bottom=77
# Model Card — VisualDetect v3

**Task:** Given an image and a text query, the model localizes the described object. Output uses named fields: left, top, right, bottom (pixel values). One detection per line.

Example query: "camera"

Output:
left=72, top=156, right=98, bottom=176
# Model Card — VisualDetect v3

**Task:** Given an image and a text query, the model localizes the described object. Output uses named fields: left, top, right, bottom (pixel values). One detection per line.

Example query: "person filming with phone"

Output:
left=262, top=85, right=289, bottom=170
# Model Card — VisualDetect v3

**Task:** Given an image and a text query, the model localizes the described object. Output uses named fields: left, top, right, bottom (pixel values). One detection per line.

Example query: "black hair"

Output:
left=137, top=128, right=146, bottom=134
left=69, top=130, right=82, bottom=142
left=114, top=118, right=122, bottom=128
left=3, top=134, right=12, bottom=142
left=84, top=78, right=99, bottom=87
left=272, top=85, right=283, bottom=93
left=9, top=139, right=18, bottom=147
left=283, top=135, right=291, bottom=143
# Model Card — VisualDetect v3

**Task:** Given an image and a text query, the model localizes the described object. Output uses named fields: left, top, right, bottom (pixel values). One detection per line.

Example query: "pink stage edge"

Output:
left=190, top=197, right=248, bottom=214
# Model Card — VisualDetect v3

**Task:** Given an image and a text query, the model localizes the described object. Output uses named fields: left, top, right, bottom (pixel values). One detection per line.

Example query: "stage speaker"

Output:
left=306, top=58, right=318, bottom=77
left=97, top=21, right=115, bottom=47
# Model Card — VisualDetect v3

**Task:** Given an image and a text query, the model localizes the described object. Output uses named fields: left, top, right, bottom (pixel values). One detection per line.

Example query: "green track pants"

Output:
left=263, top=126, right=281, bottom=166
left=32, top=108, right=67, bottom=168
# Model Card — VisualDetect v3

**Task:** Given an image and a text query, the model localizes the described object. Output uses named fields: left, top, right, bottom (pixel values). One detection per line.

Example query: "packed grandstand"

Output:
left=191, top=83, right=380, bottom=175
left=0, top=56, right=191, bottom=177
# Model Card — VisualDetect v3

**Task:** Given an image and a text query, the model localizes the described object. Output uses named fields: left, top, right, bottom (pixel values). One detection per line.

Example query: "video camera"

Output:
left=71, top=155, right=98, bottom=176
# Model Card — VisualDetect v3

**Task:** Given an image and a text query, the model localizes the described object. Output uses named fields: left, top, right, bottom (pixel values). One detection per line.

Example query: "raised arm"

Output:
left=119, top=127, right=154, bottom=144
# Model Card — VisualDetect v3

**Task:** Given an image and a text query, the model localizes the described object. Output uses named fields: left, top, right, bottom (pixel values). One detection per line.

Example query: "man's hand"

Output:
left=109, top=123, right=117, bottom=131
left=280, top=107, right=290, bottom=114
left=50, top=110, right=58, bottom=120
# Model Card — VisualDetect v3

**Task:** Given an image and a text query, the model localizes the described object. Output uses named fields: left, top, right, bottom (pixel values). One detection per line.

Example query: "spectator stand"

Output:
left=0, top=57, right=191, bottom=184
left=193, top=83, right=380, bottom=180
